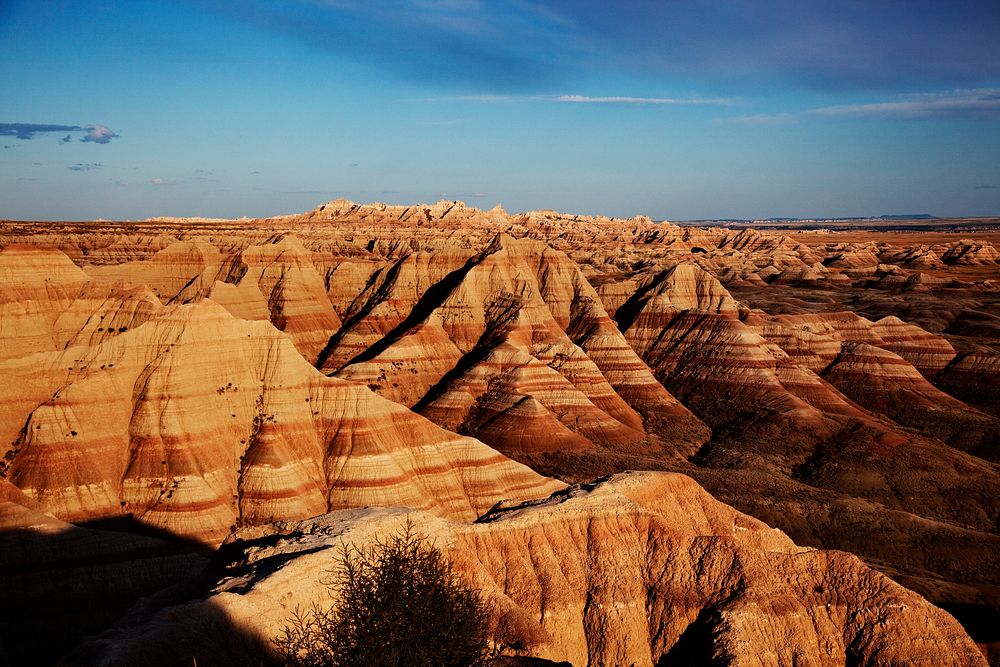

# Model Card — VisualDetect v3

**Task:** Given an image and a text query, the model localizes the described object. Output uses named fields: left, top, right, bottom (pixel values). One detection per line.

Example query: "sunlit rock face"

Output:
left=1, top=203, right=999, bottom=663
left=73, top=473, right=986, bottom=667
left=0, top=256, right=561, bottom=545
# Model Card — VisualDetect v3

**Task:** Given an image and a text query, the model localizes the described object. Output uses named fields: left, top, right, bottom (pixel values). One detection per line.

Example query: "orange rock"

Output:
left=0, top=298, right=561, bottom=545
left=73, top=473, right=988, bottom=667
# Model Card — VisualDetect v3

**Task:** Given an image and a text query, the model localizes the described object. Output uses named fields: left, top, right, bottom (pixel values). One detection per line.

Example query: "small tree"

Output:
left=275, top=522, right=493, bottom=667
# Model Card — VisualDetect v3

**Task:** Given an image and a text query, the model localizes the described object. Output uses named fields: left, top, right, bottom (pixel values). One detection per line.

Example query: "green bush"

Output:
left=275, top=523, right=493, bottom=667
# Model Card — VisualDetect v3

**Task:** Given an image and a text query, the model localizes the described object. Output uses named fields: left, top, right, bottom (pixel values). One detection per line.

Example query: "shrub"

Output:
left=275, top=522, right=492, bottom=667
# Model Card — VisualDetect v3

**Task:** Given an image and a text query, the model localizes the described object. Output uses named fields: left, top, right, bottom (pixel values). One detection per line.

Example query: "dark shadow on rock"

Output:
left=658, top=608, right=725, bottom=667
left=0, top=518, right=211, bottom=666
left=61, top=597, right=280, bottom=667
left=72, top=515, right=217, bottom=556
left=317, top=252, right=479, bottom=373
left=939, top=602, right=1000, bottom=645
left=493, top=658, right=572, bottom=667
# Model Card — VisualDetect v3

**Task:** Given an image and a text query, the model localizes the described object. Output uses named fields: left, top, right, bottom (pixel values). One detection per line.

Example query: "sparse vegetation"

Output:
left=275, top=523, right=493, bottom=667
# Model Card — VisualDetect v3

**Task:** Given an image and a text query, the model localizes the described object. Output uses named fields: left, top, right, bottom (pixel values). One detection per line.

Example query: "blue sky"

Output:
left=1, top=0, right=999, bottom=220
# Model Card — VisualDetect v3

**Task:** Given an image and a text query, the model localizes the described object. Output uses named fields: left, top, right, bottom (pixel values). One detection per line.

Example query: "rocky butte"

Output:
left=0, top=200, right=997, bottom=666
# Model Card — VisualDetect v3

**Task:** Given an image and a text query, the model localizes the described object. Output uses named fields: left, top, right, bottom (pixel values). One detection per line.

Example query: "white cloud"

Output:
left=553, top=94, right=731, bottom=105
left=81, top=124, right=120, bottom=144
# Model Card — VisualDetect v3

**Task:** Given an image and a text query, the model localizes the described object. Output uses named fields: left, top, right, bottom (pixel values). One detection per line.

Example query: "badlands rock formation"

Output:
left=1, top=201, right=998, bottom=663
left=73, top=473, right=986, bottom=667
left=325, top=235, right=709, bottom=467
left=0, top=268, right=559, bottom=544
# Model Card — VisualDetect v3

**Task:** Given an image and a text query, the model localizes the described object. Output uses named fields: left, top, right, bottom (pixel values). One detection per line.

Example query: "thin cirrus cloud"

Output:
left=194, top=1, right=1000, bottom=93
left=432, top=94, right=733, bottom=105
left=0, top=122, right=120, bottom=143
left=732, top=89, right=1000, bottom=124
left=533, top=0, right=1000, bottom=92
left=193, top=0, right=570, bottom=91
left=555, top=95, right=731, bottom=105
left=809, top=89, right=1000, bottom=118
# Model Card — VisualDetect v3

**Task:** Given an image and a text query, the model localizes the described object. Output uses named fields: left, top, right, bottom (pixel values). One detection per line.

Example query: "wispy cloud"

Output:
left=974, top=184, right=999, bottom=190
left=534, top=0, right=1000, bottom=93
left=200, top=1, right=1000, bottom=94
left=808, top=89, right=1000, bottom=118
left=732, top=89, right=1000, bottom=124
left=0, top=122, right=121, bottom=143
left=194, top=0, right=569, bottom=91
left=432, top=93, right=733, bottom=105
left=555, top=94, right=731, bottom=105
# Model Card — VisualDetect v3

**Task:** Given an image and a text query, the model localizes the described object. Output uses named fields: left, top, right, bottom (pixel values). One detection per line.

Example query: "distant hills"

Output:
left=684, top=214, right=938, bottom=224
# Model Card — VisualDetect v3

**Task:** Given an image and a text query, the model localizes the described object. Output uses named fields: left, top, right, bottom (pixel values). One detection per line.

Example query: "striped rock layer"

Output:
left=1, top=204, right=998, bottom=659
left=0, top=297, right=561, bottom=545
left=74, top=473, right=986, bottom=667
left=324, top=235, right=709, bottom=464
